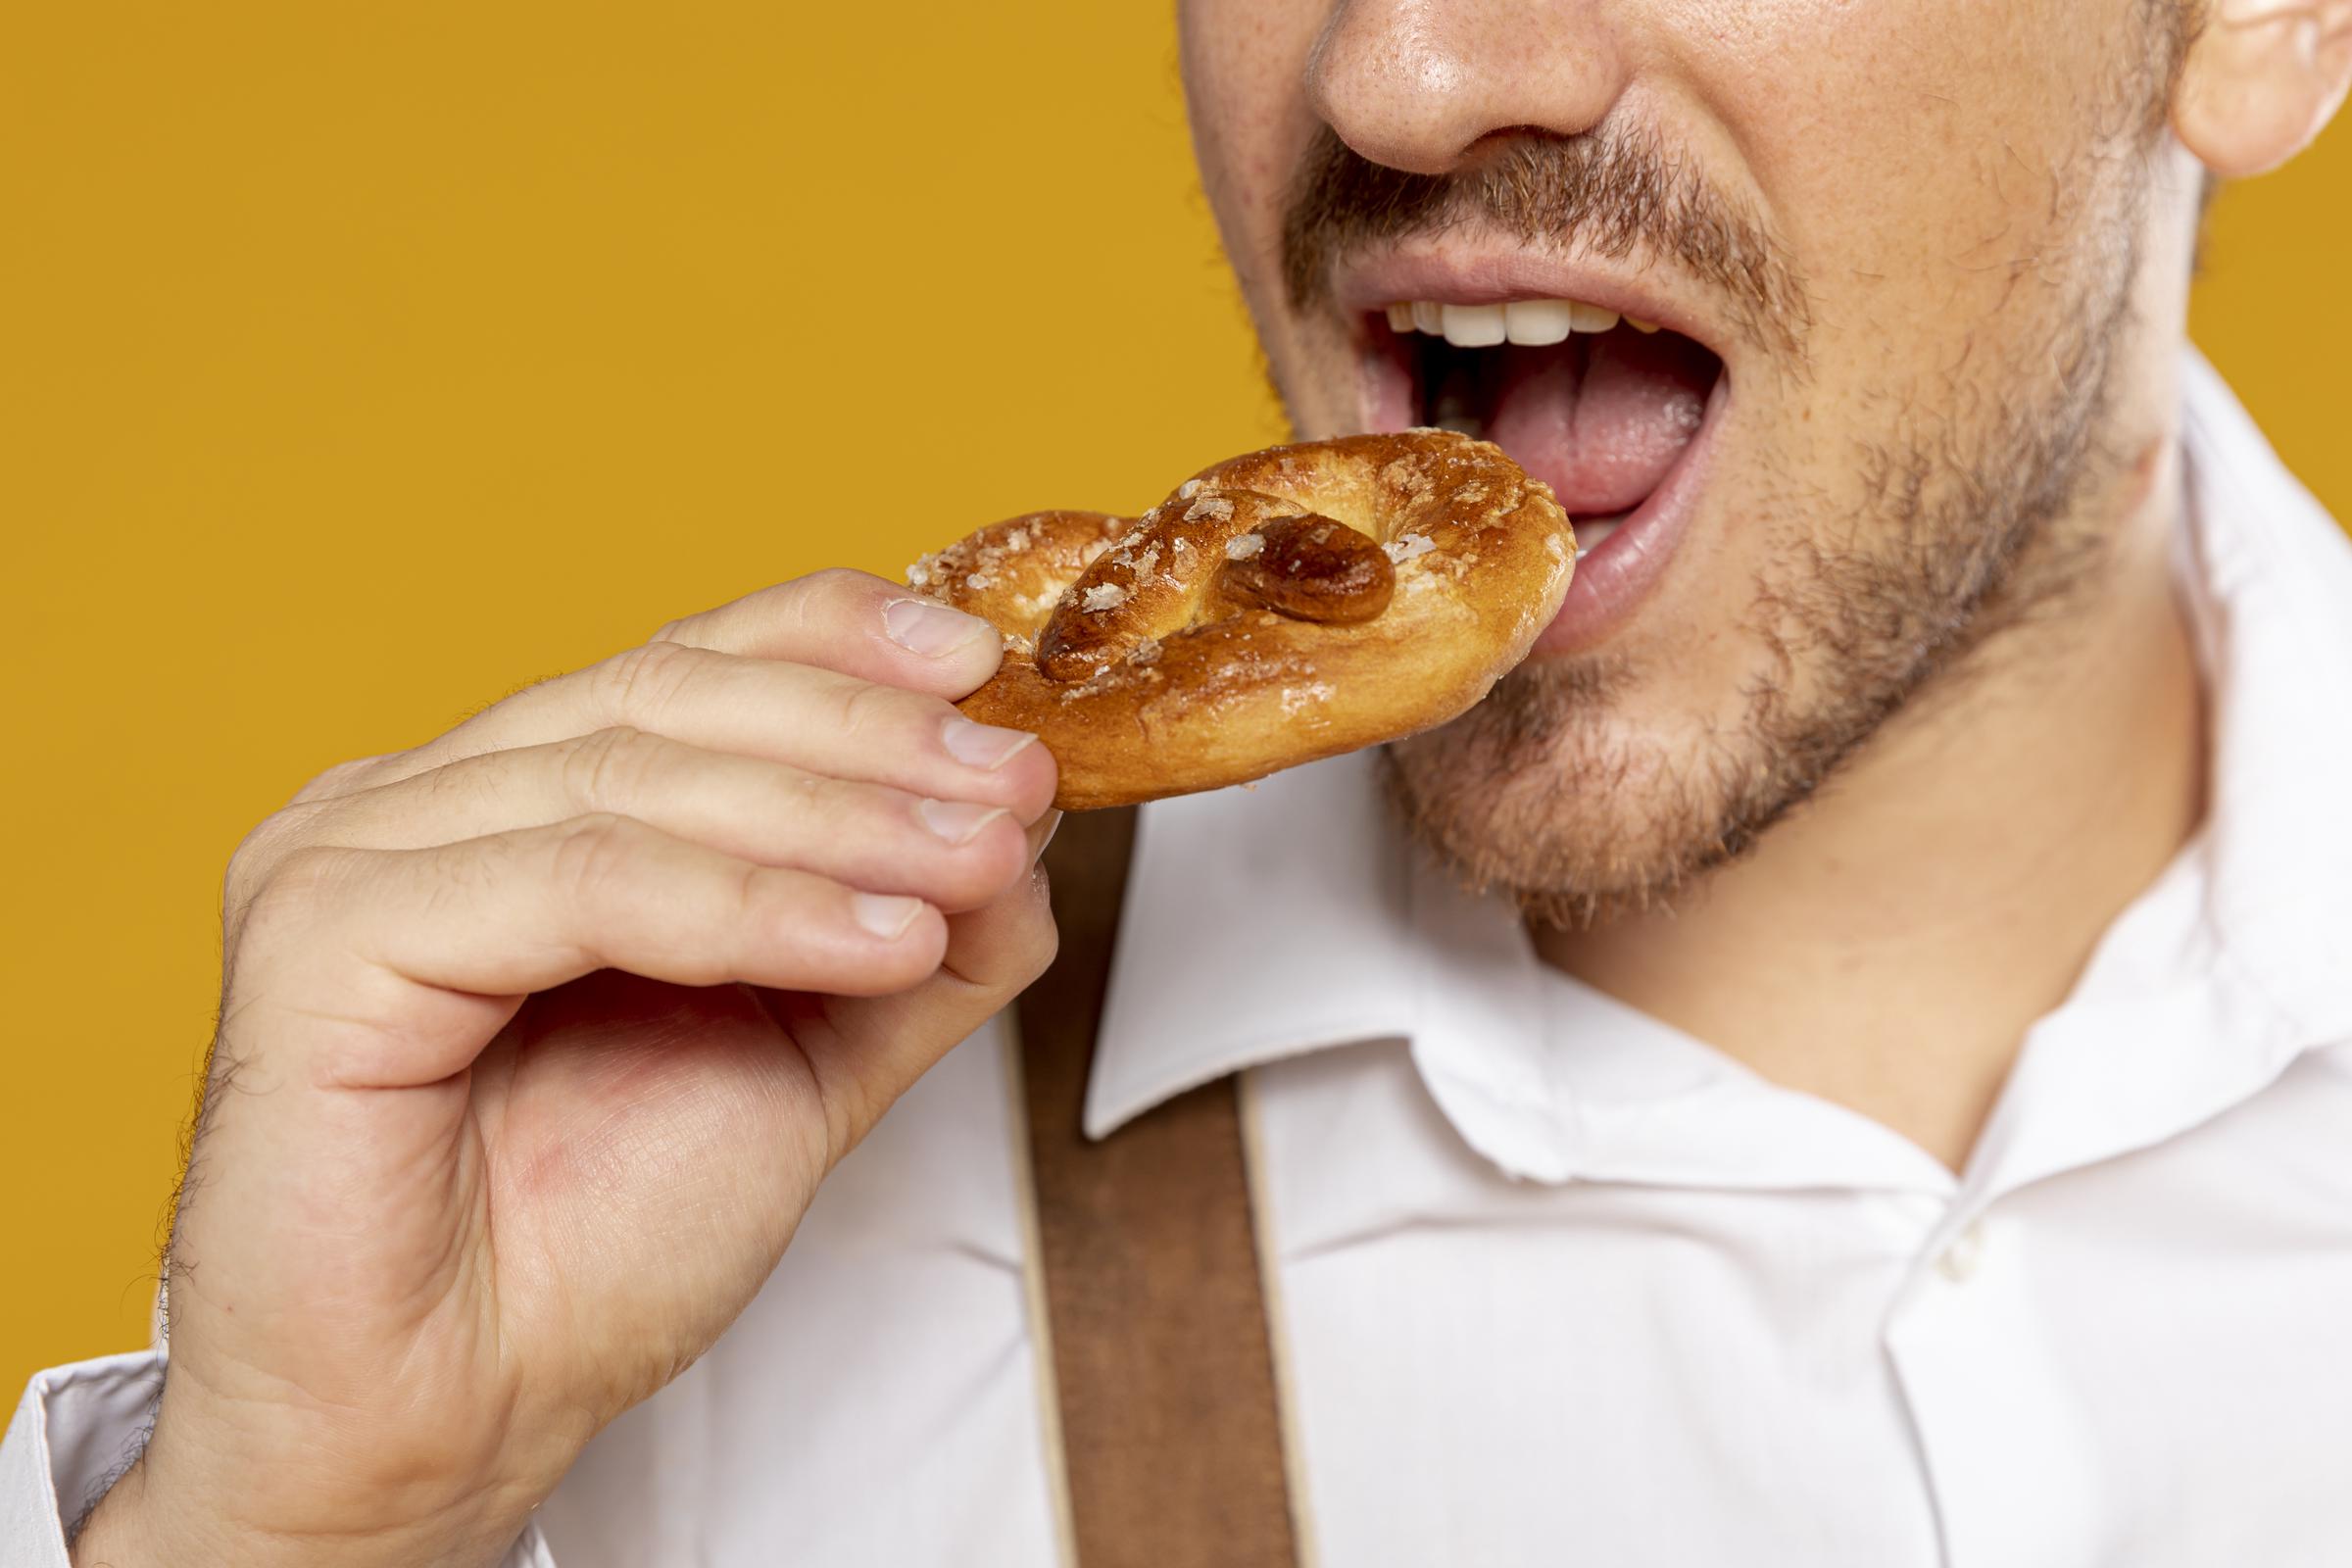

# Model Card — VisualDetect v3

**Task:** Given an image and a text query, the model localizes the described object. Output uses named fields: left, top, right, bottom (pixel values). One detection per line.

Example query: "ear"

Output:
left=2174, top=0, right=2352, bottom=176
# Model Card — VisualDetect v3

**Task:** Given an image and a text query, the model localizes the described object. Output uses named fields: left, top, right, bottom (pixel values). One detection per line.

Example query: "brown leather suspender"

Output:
left=1013, top=807, right=1301, bottom=1567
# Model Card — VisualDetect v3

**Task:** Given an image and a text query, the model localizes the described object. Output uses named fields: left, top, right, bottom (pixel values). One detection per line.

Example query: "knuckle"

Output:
left=289, top=755, right=382, bottom=805
left=237, top=844, right=355, bottom=945
left=588, top=639, right=703, bottom=729
left=228, top=806, right=301, bottom=876
left=561, top=725, right=666, bottom=812
left=223, top=806, right=317, bottom=911
left=834, top=678, right=907, bottom=745
left=770, top=767, right=846, bottom=830
left=798, top=565, right=872, bottom=602
left=733, top=857, right=781, bottom=931
left=693, top=569, right=892, bottom=665
left=546, top=811, right=646, bottom=905
left=769, top=573, right=834, bottom=646
left=785, top=567, right=884, bottom=635
left=411, top=749, right=487, bottom=816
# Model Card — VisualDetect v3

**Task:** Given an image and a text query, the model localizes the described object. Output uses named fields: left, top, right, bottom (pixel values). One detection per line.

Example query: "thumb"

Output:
left=791, top=812, right=1062, bottom=1164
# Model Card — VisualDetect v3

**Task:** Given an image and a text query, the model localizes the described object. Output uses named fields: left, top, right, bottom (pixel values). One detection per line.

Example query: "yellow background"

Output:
left=1, top=6, right=2344, bottom=1402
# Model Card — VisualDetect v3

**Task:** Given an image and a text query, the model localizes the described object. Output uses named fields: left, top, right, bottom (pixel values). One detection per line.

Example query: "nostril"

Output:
left=1308, top=109, right=1485, bottom=181
left=1461, top=125, right=1580, bottom=171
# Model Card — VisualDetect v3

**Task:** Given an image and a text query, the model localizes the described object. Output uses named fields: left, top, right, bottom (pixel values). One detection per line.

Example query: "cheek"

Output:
left=1180, top=0, right=1328, bottom=289
left=1682, top=0, right=2139, bottom=356
left=1181, top=0, right=1362, bottom=431
left=1665, top=0, right=2156, bottom=554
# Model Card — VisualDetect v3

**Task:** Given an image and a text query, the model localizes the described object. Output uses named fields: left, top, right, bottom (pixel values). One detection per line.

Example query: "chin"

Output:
left=1379, top=656, right=1764, bottom=931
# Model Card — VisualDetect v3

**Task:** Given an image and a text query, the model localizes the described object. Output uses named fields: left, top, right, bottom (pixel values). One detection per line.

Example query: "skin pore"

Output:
left=1176, top=0, right=2249, bottom=1169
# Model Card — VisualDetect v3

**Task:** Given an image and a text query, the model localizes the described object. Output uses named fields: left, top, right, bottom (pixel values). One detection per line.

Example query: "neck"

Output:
left=1530, top=435, right=2207, bottom=1172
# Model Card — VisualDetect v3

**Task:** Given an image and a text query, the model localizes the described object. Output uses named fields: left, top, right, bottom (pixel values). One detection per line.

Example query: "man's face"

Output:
left=1178, top=0, right=2191, bottom=925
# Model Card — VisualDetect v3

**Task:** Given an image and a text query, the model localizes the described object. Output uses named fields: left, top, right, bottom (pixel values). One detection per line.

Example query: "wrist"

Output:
left=69, top=1430, right=537, bottom=1568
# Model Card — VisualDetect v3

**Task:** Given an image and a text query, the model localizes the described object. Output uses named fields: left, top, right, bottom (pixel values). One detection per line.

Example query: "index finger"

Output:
left=656, top=567, right=1004, bottom=698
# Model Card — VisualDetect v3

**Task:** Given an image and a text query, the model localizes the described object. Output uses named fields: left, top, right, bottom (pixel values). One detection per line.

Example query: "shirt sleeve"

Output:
left=2, top=1354, right=556, bottom=1567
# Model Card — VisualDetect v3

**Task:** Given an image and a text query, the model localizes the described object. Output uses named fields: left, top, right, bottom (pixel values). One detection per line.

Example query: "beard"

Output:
left=1265, top=0, right=2196, bottom=932
left=1380, top=216, right=2141, bottom=932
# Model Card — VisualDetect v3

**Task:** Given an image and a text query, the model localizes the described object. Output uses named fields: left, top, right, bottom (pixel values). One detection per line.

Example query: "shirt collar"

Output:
left=2166, top=349, right=2352, bottom=1041
left=1083, top=748, right=1418, bottom=1140
left=1087, top=350, right=2352, bottom=1184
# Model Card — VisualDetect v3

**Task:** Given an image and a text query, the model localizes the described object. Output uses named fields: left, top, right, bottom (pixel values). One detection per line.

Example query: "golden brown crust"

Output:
left=908, top=430, right=1575, bottom=810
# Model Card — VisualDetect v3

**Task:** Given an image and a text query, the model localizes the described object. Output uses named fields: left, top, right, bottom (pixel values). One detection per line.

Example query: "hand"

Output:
left=71, top=571, right=1058, bottom=1568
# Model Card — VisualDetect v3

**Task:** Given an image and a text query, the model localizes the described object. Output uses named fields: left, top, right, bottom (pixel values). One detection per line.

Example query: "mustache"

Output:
left=1278, top=123, right=1809, bottom=358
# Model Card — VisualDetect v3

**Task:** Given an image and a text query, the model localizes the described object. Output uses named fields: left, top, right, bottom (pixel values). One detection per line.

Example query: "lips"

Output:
left=1347, top=270, right=1731, bottom=652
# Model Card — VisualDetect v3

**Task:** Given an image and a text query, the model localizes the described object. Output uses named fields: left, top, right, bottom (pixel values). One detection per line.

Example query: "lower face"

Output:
left=1178, top=0, right=2190, bottom=925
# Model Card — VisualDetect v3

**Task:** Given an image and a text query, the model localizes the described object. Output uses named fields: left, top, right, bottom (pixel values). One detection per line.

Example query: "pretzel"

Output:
left=906, top=429, right=1575, bottom=809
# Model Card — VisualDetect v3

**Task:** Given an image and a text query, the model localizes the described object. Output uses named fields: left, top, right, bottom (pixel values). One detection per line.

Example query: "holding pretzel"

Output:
left=910, top=430, right=1576, bottom=808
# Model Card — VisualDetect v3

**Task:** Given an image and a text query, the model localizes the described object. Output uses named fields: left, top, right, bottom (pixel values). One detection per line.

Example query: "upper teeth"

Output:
left=1385, top=299, right=1660, bottom=347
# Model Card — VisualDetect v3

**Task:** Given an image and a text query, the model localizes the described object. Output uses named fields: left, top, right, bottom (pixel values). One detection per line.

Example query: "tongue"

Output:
left=1487, top=331, right=1716, bottom=516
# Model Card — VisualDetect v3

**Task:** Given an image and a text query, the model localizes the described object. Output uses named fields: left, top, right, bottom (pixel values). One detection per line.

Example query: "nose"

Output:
left=1305, top=0, right=1630, bottom=175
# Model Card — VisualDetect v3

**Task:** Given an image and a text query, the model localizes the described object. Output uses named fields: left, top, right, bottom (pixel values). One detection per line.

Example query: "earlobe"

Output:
left=2173, top=0, right=2352, bottom=176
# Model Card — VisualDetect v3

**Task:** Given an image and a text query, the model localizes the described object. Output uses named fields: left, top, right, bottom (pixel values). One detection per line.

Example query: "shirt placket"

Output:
left=1882, top=1192, right=2107, bottom=1568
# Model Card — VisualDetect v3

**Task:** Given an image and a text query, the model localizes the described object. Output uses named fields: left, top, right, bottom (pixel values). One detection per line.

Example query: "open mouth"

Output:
left=1354, top=289, right=1730, bottom=652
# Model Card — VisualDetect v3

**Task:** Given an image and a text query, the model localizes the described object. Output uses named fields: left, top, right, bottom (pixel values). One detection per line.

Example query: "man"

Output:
left=10, top=0, right=2351, bottom=1562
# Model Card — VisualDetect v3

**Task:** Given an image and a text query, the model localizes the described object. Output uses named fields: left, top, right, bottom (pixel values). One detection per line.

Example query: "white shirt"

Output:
left=11, top=353, right=2352, bottom=1568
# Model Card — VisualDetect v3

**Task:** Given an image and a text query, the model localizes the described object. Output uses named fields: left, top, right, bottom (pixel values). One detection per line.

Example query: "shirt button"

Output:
left=1937, top=1218, right=1989, bottom=1284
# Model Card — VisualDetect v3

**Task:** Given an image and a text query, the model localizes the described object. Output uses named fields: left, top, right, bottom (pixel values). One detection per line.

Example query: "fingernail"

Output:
left=917, top=798, right=1007, bottom=847
left=1029, top=808, right=1062, bottom=865
left=851, top=892, right=925, bottom=940
left=884, top=599, right=993, bottom=658
left=942, top=716, right=1038, bottom=770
